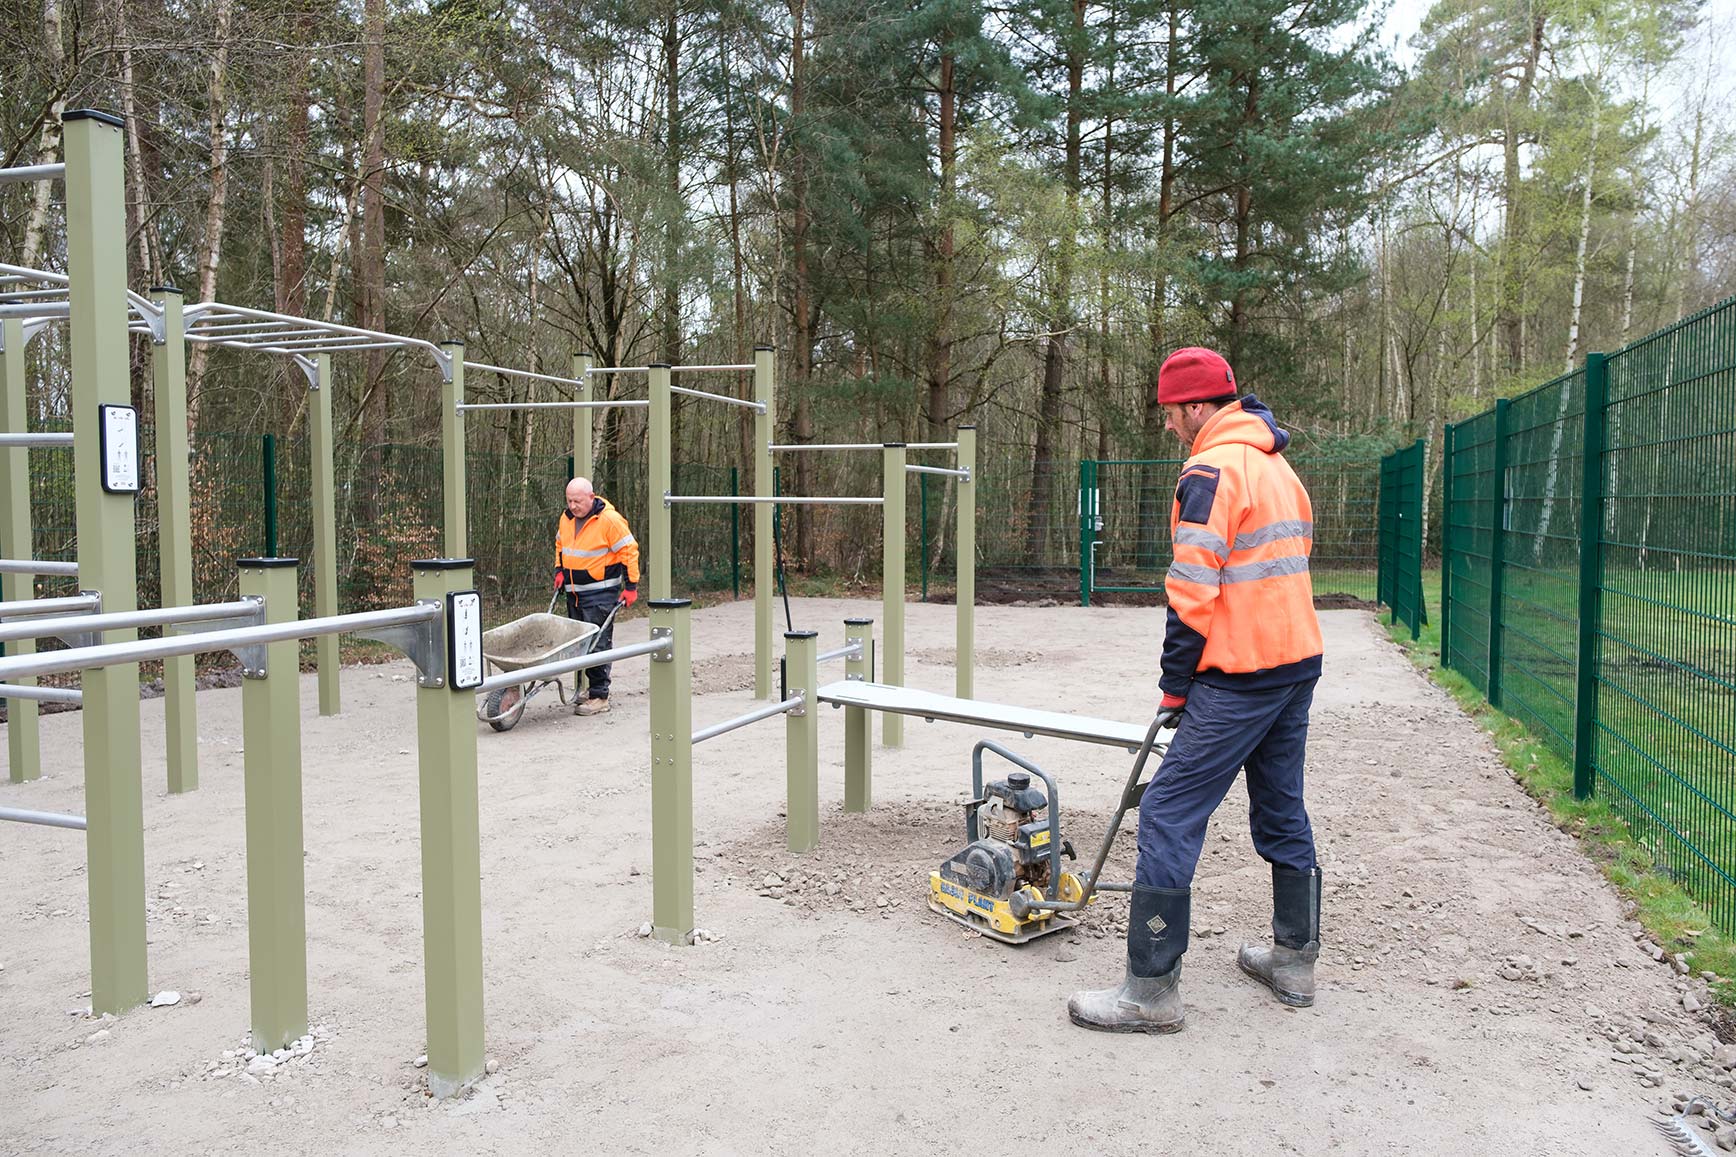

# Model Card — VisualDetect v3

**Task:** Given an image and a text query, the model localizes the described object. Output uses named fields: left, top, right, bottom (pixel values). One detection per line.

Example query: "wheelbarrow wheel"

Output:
left=481, top=684, right=526, bottom=732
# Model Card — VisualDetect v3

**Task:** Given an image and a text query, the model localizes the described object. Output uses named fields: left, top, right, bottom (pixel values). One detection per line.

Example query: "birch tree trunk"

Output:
left=185, top=0, right=236, bottom=437
left=21, top=0, right=66, bottom=272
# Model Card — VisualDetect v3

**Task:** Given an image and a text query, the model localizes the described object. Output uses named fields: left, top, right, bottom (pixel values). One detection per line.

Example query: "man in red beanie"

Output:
left=1069, top=347, right=1324, bottom=1033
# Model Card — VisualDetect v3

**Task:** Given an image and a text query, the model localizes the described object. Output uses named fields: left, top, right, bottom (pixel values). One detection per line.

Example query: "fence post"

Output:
left=237, top=557, right=308, bottom=1053
left=66, top=109, right=149, bottom=1016
left=882, top=443, right=906, bottom=748
left=1, top=316, right=40, bottom=784
left=572, top=351, right=593, bottom=481
left=262, top=433, right=278, bottom=557
left=1406, top=439, right=1425, bottom=639
left=843, top=617, right=874, bottom=812
left=1439, top=423, right=1455, bottom=674
left=309, top=353, right=340, bottom=716
left=411, top=558, right=485, bottom=1098
left=1487, top=398, right=1511, bottom=709
left=753, top=346, right=775, bottom=699
left=955, top=424, right=975, bottom=700
left=1377, top=451, right=1391, bottom=614
left=784, top=630, right=819, bottom=852
left=1573, top=353, right=1609, bottom=800
left=1078, top=459, right=1095, bottom=607
left=648, top=598, right=695, bottom=943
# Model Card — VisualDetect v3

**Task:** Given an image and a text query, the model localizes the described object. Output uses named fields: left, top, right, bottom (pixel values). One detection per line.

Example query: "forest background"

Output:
left=2, top=0, right=1733, bottom=589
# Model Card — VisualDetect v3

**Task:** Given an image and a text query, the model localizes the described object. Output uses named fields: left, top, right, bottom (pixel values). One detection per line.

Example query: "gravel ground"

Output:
left=0, top=600, right=1724, bottom=1155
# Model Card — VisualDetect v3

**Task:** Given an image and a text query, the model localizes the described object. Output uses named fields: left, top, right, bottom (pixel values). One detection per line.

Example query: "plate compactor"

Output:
left=929, top=720, right=1172, bottom=945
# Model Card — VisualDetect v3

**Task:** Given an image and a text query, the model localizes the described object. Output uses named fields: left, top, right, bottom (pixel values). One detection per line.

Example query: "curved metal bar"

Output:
left=906, top=464, right=970, bottom=479
left=463, top=361, right=586, bottom=390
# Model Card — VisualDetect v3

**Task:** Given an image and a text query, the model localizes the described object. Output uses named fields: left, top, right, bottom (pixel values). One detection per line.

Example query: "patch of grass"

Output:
left=1383, top=572, right=1736, bottom=1004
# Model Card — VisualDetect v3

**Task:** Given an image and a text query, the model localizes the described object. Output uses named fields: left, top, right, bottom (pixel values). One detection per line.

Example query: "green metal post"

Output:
left=1, top=317, right=41, bottom=783
left=1079, top=460, right=1096, bottom=607
left=647, top=598, right=694, bottom=943
left=1572, top=353, right=1609, bottom=800
left=65, top=109, right=148, bottom=1016
left=309, top=353, right=340, bottom=716
left=441, top=343, right=467, bottom=556
left=262, top=433, right=278, bottom=557
left=572, top=352, right=593, bottom=482
left=237, top=558, right=308, bottom=1053
left=956, top=425, right=976, bottom=700
left=152, top=288, right=198, bottom=789
left=412, top=558, right=486, bottom=1098
left=843, top=617, right=874, bottom=812
left=649, top=363, right=672, bottom=600
left=784, top=631, right=820, bottom=852
left=1407, top=439, right=1425, bottom=640
left=730, top=466, right=741, bottom=599
left=1488, top=398, right=1511, bottom=709
left=1439, top=422, right=1455, bottom=675
left=753, top=346, right=775, bottom=700
left=919, top=473, right=929, bottom=602
left=882, top=444, right=907, bottom=748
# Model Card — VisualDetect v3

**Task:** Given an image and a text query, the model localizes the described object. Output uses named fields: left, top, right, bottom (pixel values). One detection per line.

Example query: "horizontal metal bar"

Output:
left=907, top=442, right=959, bottom=450
left=585, top=366, right=649, bottom=375
left=0, top=302, right=70, bottom=320
left=692, top=694, right=804, bottom=745
left=183, top=301, right=447, bottom=370
left=665, top=494, right=882, bottom=506
left=0, top=558, right=77, bottom=576
left=817, top=643, right=863, bottom=663
left=0, top=806, right=85, bottom=831
left=0, top=432, right=73, bottom=448
left=474, top=636, right=672, bottom=695
left=0, top=603, right=440, bottom=683
left=0, top=164, right=65, bottom=185
left=669, top=385, right=765, bottom=412
left=671, top=364, right=754, bottom=373
left=816, top=680, right=1148, bottom=750
left=906, top=464, right=970, bottom=478
left=0, top=682, right=83, bottom=704
left=0, top=594, right=101, bottom=619
left=769, top=443, right=883, bottom=452
left=463, top=361, right=586, bottom=390
left=456, top=399, right=649, bottom=412
left=0, top=598, right=257, bottom=645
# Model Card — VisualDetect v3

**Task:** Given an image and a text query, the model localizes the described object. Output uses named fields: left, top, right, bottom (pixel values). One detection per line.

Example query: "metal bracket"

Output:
left=355, top=599, right=447, bottom=687
left=46, top=589, right=103, bottom=650
left=789, top=689, right=807, bottom=717
left=292, top=354, right=319, bottom=389
left=650, top=625, right=674, bottom=661
left=661, top=490, right=672, bottom=508
left=171, top=596, right=268, bottom=677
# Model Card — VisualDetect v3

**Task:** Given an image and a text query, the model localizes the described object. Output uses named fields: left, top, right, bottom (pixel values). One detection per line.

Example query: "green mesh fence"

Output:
left=1377, top=439, right=1427, bottom=639
left=1442, top=295, right=1736, bottom=932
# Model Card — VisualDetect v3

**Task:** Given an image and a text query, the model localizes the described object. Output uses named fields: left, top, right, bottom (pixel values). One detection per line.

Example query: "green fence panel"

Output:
left=1443, top=409, right=1498, bottom=695
left=1377, top=439, right=1427, bottom=638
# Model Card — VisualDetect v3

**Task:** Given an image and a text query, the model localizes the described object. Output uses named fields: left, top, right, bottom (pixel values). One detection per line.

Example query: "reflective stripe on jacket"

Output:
left=1161, top=395, right=1323, bottom=697
left=556, top=497, right=640, bottom=597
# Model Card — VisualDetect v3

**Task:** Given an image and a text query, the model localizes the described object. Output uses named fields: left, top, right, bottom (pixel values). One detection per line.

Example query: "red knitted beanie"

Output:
left=1156, top=347, right=1237, bottom=404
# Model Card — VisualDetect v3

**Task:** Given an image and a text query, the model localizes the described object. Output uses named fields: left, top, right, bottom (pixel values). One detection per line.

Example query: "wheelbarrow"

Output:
left=476, top=595, right=625, bottom=732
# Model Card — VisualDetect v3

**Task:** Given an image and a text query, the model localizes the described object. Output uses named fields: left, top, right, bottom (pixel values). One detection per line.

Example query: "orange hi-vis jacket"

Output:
left=1160, top=396, right=1323, bottom=700
left=555, top=496, right=640, bottom=600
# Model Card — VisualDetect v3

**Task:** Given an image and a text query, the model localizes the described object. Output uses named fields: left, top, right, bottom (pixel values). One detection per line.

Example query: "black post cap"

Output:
left=412, top=557, right=476, bottom=571
left=843, top=617, right=874, bottom=625
left=649, top=597, right=692, bottom=609
left=783, top=630, right=819, bottom=640
left=63, top=109, right=125, bottom=128
left=236, top=557, right=299, bottom=569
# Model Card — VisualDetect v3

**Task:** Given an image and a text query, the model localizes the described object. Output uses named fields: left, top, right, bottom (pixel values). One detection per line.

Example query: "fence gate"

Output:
left=1078, top=459, right=1184, bottom=605
left=1377, top=439, right=1428, bottom=638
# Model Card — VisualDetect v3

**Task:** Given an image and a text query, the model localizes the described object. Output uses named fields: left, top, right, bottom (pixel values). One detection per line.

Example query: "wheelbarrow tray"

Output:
left=481, top=613, right=601, bottom=672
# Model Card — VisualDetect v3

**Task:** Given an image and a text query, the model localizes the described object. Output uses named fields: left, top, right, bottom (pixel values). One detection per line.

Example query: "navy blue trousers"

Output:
left=1135, top=678, right=1319, bottom=889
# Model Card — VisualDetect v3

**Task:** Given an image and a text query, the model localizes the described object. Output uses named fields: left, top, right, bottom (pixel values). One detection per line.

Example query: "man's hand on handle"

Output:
left=1154, top=692, right=1187, bottom=731
left=553, top=569, right=565, bottom=596
left=621, top=589, right=638, bottom=607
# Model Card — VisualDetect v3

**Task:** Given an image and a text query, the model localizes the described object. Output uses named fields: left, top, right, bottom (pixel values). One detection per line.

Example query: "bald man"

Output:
left=554, top=478, right=640, bottom=715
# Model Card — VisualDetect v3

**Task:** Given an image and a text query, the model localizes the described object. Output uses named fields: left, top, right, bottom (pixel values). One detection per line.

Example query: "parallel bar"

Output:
left=0, top=598, right=255, bottom=645
left=455, top=399, right=647, bottom=412
left=0, top=594, right=101, bottom=618
left=183, top=301, right=448, bottom=370
left=0, top=432, right=72, bottom=447
left=770, top=441, right=959, bottom=452
left=753, top=347, right=774, bottom=700
left=586, top=365, right=649, bottom=375
left=669, top=384, right=765, bottom=412
left=473, top=636, right=672, bottom=695
left=0, top=558, right=77, bottom=576
left=0, top=303, right=70, bottom=320
left=0, top=682, right=82, bottom=703
left=0, top=603, right=440, bottom=683
left=462, top=361, right=585, bottom=389
left=671, top=363, right=754, bottom=372
left=0, top=163, right=67, bottom=184
left=664, top=494, right=883, bottom=506
left=691, top=695, right=803, bottom=745
left=906, top=463, right=969, bottom=478
left=0, top=806, right=85, bottom=830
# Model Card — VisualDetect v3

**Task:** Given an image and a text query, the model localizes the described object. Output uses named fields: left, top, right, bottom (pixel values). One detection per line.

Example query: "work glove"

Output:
left=553, top=569, right=565, bottom=595
left=621, top=589, right=638, bottom=607
left=1153, top=693, right=1186, bottom=732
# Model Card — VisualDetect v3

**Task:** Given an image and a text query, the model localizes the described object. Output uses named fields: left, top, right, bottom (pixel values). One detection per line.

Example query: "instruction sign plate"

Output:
left=98, top=404, right=140, bottom=494
left=446, top=590, right=483, bottom=691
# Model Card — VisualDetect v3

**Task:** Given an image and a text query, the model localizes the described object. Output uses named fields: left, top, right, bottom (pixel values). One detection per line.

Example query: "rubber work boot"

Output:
left=1238, top=865, right=1322, bottom=1007
left=1067, top=885, right=1189, bottom=1033
left=575, top=697, right=611, bottom=716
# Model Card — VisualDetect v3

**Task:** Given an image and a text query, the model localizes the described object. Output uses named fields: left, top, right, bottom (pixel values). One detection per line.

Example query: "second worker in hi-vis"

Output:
left=1069, top=347, right=1325, bottom=1034
left=554, top=477, right=640, bottom=716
